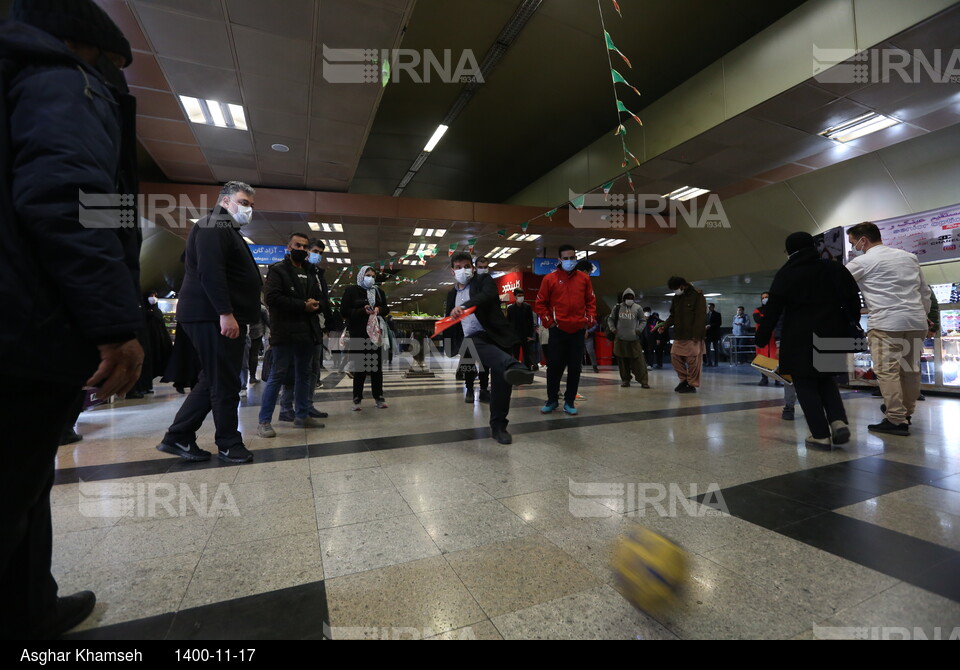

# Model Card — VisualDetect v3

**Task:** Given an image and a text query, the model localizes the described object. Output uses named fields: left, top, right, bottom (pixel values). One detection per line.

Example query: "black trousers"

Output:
left=463, top=364, right=489, bottom=391
left=511, top=339, right=537, bottom=369
left=792, top=374, right=847, bottom=440
left=352, top=342, right=384, bottom=402
left=163, top=321, right=246, bottom=451
left=546, top=327, right=585, bottom=404
left=0, top=376, right=78, bottom=638
left=706, top=338, right=721, bottom=366
left=248, top=335, right=262, bottom=380
left=464, top=335, right=522, bottom=430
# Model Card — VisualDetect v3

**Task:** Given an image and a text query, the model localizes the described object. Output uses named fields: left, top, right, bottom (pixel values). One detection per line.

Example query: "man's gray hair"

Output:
left=219, top=181, right=255, bottom=199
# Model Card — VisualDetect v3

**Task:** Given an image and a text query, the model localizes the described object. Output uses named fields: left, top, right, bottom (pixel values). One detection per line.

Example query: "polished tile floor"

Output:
left=54, top=360, right=960, bottom=640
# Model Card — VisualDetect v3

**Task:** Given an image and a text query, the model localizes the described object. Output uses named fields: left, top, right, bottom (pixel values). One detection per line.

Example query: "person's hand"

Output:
left=451, top=306, right=465, bottom=319
left=220, top=313, right=240, bottom=339
left=527, top=337, right=535, bottom=342
left=86, top=339, right=144, bottom=400
left=657, top=326, right=665, bottom=334
left=364, top=305, right=375, bottom=315
left=374, top=306, right=380, bottom=316
left=305, top=299, right=320, bottom=313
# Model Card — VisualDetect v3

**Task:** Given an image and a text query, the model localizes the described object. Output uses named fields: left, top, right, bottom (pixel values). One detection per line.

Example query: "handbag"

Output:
left=366, top=313, right=383, bottom=347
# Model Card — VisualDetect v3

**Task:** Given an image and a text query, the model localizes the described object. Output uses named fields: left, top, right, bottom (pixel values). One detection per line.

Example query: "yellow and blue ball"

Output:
left=612, top=525, right=689, bottom=616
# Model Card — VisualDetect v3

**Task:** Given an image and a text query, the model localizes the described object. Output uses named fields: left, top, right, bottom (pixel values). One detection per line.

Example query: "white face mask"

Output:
left=147, top=296, right=158, bottom=305
left=516, top=296, right=524, bottom=304
left=227, top=201, right=253, bottom=226
left=362, top=276, right=375, bottom=289
left=476, top=268, right=490, bottom=275
left=643, top=311, right=651, bottom=318
left=454, top=268, right=474, bottom=285
left=625, top=299, right=635, bottom=307
left=761, top=298, right=768, bottom=306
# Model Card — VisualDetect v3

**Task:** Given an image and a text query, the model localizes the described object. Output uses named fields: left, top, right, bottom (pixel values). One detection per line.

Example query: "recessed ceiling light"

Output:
left=179, top=96, right=247, bottom=131
left=271, top=143, right=290, bottom=152
left=590, top=238, right=626, bottom=247
left=663, top=186, right=709, bottom=202
left=820, top=112, right=901, bottom=143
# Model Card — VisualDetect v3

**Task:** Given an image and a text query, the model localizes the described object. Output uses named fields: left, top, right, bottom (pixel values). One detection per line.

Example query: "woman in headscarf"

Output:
left=340, top=265, right=390, bottom=410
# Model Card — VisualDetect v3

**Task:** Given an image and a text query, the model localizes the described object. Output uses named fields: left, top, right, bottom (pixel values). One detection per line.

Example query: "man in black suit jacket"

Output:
left=157, top=182, right=263, bottom=464
left=446, top=253, right=534, bottom=444
left=506, top=288, right=537, bottom=370
left=705, top=302, right=723, bottom=367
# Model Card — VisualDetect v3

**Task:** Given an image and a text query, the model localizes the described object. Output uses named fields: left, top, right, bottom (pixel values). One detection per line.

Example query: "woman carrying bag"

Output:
left=340, top=266, right=390, bottom=411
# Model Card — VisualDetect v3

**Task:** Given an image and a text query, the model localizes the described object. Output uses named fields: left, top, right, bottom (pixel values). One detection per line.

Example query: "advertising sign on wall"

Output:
left=843, top=203, right=960, bottom=264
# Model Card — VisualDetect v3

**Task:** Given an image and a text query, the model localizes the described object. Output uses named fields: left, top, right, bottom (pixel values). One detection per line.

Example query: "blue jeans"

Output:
left=259, top=342, right=314, bottom=423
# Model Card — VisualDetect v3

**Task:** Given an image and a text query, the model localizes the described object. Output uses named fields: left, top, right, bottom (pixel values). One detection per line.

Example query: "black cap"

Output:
left=11, top=0, right=133, bottom=67
left=785, top=231, right=815, bottom=255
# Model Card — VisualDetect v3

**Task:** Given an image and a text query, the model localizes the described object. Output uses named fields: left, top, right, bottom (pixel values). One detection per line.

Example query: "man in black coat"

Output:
left=258, top=233, right=326, bottom=435
left=506, top=288, right=537, bottom=370
left=756, top=232, right=862, bottom=448
left=0, top=0, right=144, bottom=639
left=705, top=303, right=723, bottom=367
left=157, top=182, right=263, bottom=464
left=446, top=252, right=534, bottom=444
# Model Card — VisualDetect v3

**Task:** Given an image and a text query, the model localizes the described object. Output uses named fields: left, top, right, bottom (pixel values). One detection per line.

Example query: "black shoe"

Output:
left=621, top=381, right=630, bottom=387
left=674, top=381, right=688, bottom=392
left=455, top=369, right=464, bottom=381
left=918, top=393, right=926, bottom=401
left=307, top=407, right=329, bottom=419
left=59, top=429, right=83, bottom=446
left=491, top=427, right=513, bottom=445
left=478, top=389, right=491, bottom=403
left=464, top=388, right=475, bottom=403
left=156, top=441, right=211, bottom=462
left=868, top=419, right=909, bottom=436
left=879, top=404, right=912, bottom=425
left=125, top=391, right=144, bottom=400
left=781, top=406, right=795, bottom=421
left=677, top=384, right=697, bottom=394
left=218, top=445, right=254, bottom=463
left=278, top=410, right=295, bottom=422
left=758, top=378, right=769, bottom=387
left=35, top=591, right=96, bottom=639
left=504, top=367, right=535, bottom=386
left=592, top=366, right=599, bottom=373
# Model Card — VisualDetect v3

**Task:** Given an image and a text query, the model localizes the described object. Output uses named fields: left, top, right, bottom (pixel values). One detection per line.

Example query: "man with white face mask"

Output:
left=608, top=290, right=649, bottom=388
left=506, top=288, right=537, bottom=370
left=157, top=181, right=262, bottom=464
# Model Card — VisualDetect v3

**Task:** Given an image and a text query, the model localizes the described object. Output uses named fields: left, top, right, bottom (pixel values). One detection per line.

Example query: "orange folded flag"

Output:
left=432, top=307, right=476, bottom=338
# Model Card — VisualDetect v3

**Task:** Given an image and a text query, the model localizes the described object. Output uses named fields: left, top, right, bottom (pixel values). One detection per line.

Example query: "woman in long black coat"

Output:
left=340, top=266, right=390, bottom=410
left=757, top=232, right=862, bottom=448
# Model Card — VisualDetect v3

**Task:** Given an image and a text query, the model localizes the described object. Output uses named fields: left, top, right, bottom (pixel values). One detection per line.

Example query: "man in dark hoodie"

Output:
left=0, top=0, right=144, bottom=639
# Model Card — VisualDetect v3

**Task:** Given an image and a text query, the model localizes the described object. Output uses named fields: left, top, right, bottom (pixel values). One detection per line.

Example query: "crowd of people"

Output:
left=0, top=0, right=941, bottom=641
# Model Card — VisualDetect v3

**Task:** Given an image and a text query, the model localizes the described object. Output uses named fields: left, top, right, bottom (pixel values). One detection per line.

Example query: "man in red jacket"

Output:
left=534, top=245, right=597, bottom=415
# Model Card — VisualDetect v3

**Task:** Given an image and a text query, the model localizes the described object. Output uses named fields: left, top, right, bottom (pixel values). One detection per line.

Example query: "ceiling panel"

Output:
left=192, top=125, right=256, bottom=153
left=131, top=87, right=186, bottom=120
left=241, top=73, right=311, bottom=115
left=232, top=26, right=313, bottom=84
left=141, top=139, right=206, bottom=164
left=211, top=166, right=261, bottom=184
left=202, top=148, right=259, bottom=170
left=125, top=51, right=169, bottom=90
left=226, top=0, right=316, bottom=41
left=134, top=4, right=234, bottom=68
left=158, top=58, right=242, bottom=102
left=133, top=0, right=224, bottom=21
left=137, top=117, right=197, bottom=144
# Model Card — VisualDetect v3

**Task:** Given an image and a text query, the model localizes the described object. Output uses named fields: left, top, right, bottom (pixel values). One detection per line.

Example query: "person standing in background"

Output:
left=247, top=304, right=268, bottom=385
left=705, top=303, right=722, bottom=367
left=535, top=245, right=597, bottom=415
left=731, top=306, right=750, bottom=365
left=1, top=0, right=144, bottom=638
left=341, top=266, right=390, bottom=411
left=753, top=292, right=779, bottom=387
left=659, top=277, right=707, bottom=393
left=609, top=290, right=650, bottom=388
left=506, top=288, right=537, bottom=371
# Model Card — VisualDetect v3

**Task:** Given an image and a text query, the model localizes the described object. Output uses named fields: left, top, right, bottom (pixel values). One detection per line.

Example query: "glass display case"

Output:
left=157, top=298, right=178, bottom=340
left=942, top=306, right=960, bottom=388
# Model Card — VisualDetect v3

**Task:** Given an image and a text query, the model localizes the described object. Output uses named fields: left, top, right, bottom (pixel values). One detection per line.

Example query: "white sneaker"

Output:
left=239, top=389, right=247, bottom=398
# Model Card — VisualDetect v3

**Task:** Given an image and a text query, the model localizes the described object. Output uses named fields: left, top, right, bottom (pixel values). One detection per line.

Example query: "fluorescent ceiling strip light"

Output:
left=308, top=222, right=321, bottom=231
left=424, top=124, right=449, bottom=152
left=414, top=228, right=424, bottom=236
left=821, top=113, right=900, bottom=143
left=227, top=104, right=247, bottom=130
left=180, top=96, right=206, bottom=124
left=207, top=100, right=227, bottom=128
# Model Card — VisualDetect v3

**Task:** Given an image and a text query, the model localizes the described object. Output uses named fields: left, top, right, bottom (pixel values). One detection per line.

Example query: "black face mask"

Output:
left=290, top=249, right=308, bottom=264
left=94, top=51, right=128, bottom=95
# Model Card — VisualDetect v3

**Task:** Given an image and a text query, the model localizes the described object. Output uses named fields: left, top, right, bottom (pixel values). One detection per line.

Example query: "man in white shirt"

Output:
left=845, top=222, right=932, bottom=435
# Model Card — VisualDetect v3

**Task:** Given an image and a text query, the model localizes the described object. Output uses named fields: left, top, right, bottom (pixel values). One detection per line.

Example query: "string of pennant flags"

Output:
left=326, top=1, right=640, bottom=287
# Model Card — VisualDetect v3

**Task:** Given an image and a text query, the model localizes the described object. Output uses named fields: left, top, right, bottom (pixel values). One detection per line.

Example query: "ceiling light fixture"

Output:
left=663, top=186, right=710, bottom=202
left=179, top=96, right=248, bottom=131
left=271, top=143, right=290, bottom=153
left=424, top=124, right=449, bottom=152
left=590, top=238, right=626, bottom=247
left=820, top=112, right=901, bottom=143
